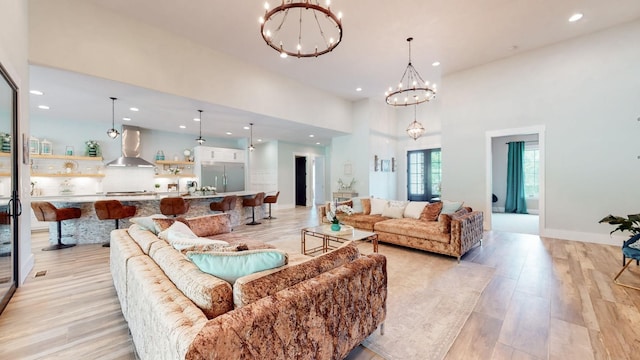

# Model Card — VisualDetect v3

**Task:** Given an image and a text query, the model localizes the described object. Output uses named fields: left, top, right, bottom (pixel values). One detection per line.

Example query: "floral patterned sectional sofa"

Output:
left=320, top=198, right=484, bottom=261
left=110, top=213, right=387, bottom=359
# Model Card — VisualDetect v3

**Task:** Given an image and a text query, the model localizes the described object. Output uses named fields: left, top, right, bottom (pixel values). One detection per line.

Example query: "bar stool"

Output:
left=263, top=191, right=280, bottom=220
left=94, top=200, right=137, bottom=247
left=242, top=192, right=265, bottom=226
left=31, top=201, right=82, bottom=251
left=160, top=197, right=190, bottom=217
left=210, top=195, right=238, bottom=213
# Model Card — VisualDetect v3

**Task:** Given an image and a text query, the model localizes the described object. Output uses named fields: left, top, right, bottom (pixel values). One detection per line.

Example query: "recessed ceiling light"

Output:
left=193, top=117, right=200, bottom=122
left=226, top=132, right=232, bottom=135
left=37, top=105, right=50, bottom=110
left=309, top=134, right=315, bottom=138
left=243, top=126, right=250, bottom=130
left=356, top=87, right=362, bottom=92
left=130, top=107, right=139, bottom=112
left=432, top=61, right=440, bottom=67
left=316, top=142, right=321, bottom=145
left=179, top=125, right=186, bottom=129
left=569, top=13, right=583, bottom=22
left=122, top=117, right=131, bottom=121
left=257, top=139, right=263, bottom=142
left=30, top=90, right=44, bottom=95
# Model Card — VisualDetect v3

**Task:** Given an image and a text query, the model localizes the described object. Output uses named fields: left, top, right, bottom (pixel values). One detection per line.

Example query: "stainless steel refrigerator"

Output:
left=200, top=163, right=245, bottom=192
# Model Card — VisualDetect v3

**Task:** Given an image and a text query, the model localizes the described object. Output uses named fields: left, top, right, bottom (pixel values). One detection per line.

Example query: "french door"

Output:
left=0, top=62, right=21, bottom=314
left=407, top=148, right=441, bottom=201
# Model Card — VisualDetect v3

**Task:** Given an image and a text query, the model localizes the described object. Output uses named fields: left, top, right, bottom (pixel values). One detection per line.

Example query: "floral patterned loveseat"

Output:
left=320, top=198, right=483, bottom=261
left=110, top=212, right=388, bottom=359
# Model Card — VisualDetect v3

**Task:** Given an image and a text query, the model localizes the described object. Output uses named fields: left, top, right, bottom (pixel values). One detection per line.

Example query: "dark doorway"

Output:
left=295, top=156, right=306, bottom=206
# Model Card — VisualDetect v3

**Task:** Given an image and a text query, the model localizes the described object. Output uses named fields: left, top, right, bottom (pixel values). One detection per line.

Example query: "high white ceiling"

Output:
left=29, top=0, right=640, bottom=145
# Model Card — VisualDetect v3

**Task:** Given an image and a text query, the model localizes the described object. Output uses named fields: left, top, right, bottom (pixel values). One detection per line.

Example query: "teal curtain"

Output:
left=505, top=142, right=528, bottom=214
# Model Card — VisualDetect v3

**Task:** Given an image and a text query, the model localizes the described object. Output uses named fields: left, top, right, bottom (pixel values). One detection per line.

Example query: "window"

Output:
left=523, top=144, right=539, bottom=198
left=407, top=148, right=441, bottom=201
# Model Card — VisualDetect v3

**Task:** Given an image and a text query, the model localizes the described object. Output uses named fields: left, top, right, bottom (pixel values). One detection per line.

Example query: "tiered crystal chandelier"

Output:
left=259, top=1, right=343, bottom=58
left=406, top=102, right=426, bottom=141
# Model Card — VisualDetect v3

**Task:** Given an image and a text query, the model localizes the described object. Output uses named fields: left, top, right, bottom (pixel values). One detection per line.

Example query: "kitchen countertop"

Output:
left=31, top=190, right=264, bottom=203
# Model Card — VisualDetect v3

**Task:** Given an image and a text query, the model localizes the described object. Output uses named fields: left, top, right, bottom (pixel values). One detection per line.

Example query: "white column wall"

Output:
left=441, top=20, right=640, bottom=244
left=277, top=141, right=326, bottom=208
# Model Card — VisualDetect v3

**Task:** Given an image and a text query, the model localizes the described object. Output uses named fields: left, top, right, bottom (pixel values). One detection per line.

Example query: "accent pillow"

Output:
left=130, top=214, right=167, bottom=234
left=382, top=205, right=405, bottom=219
left=381, top=200, right=408, bottom=219
left=440, top=200, right=464, bottom=215
left=170, top=237, right=230, bottom=251
left=351, top=197, right=364, bottom=213
left=361, top=198, right=371, bottom=215
left=186, top=249, right=289, bottom=284
left=185, top=214, right=231, bottom=237
left=420, top=202, right=443, bottom=221
left=370, top=198, right=389, bottom=215
left=404, top=201, right=429, bottom=219
left=157, top=221, right=198, bottom=242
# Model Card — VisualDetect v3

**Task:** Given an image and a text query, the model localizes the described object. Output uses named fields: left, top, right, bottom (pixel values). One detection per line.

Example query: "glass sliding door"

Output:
left=407, top=148, right=441, bottom=201
left=0, top=62, right=20, bottom=314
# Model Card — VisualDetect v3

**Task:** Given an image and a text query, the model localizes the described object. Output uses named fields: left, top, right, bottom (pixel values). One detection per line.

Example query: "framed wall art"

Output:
left=381, top=159, right=390, bottom=172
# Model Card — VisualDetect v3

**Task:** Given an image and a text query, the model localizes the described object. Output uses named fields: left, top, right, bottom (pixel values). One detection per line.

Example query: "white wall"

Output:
left=276, top=141, right=326, bottom=208
left=30, top=117, right=243, bottom=194
left=441, top=20, right=640, bottom=245
left=249, top=141, right=278, bottom=193
left=396, top=99, right=442, bottom=200
left=331, top=99, right=400, bottom=201
left=28, top=0, right=353, bottom=135
left=0, top=0, right=32, bottom=284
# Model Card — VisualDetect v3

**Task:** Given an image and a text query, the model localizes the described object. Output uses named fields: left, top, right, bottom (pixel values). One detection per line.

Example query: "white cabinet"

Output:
left=195, top=146, right=245, bottom=164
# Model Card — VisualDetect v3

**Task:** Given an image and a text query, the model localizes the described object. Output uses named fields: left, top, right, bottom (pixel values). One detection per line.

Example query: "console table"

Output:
left=332, top=191, right=357, bottom=201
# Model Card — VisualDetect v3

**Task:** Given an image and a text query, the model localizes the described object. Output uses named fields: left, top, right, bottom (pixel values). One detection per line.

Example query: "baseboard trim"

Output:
left=541, top=228, right=624, bottom=246
left=20, top=253, right=35, bottom=285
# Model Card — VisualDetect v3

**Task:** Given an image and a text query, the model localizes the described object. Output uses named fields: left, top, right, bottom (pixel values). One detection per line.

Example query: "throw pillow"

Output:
left=170, top=237, right=230, bottom=251
left=420, top=202, right=443, bottom=221
left=361, top=198, right=371, bottom=215
left=440, top=200, right=464, bottom=215
left=186, top=249, right=289, bottom=284
left=152, top=218, right=178, bottom=233
left=381, top=200, right=408, bottom=219
left=157, top=221, right=198, bottom=242
left=130, top=214, right=167, bottom=234
left=370, top=198, right=389, bottom=215
left=351, top=197, right=364, bottom=213
left=185, top=214, right=231, bottom=237
left=404, top=201, right=429, bottom=219
left=382, top=205, right=405, bottom=219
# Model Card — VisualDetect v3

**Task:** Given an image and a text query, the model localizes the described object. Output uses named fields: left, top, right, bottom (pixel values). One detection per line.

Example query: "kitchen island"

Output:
left=32, top=191, right=267, bottom=245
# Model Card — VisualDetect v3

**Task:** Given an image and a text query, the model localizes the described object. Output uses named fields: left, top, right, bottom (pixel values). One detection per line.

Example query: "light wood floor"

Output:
left=1, top=206, right=639, bottom=359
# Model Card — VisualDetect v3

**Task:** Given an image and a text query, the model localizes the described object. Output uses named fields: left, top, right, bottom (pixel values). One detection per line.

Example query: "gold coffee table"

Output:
left=301, top=224, right=378, bottom=255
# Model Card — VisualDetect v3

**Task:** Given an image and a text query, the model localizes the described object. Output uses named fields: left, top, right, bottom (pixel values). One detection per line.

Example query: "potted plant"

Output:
left=599, top=214, right=640, bottom=236
left=85, top=140, right=100, bottom=157
left=326, top=202, right=354, bottom=231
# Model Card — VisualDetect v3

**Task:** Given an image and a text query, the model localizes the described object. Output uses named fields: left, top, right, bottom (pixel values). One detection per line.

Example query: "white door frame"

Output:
left=485, top=125, right=545, bottom=233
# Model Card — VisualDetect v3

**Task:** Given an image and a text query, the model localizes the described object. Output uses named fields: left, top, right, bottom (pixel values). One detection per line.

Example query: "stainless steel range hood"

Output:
left=106, top=125, right=155, bottom=167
